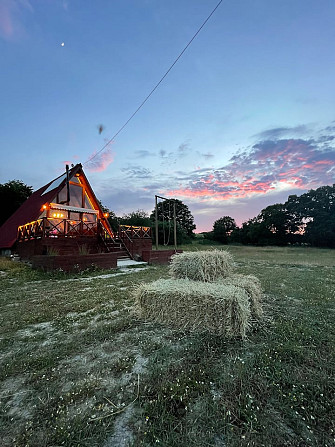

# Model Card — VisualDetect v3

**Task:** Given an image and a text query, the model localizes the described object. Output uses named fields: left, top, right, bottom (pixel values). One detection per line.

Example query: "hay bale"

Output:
left=220, top=274, right=263, bottom=319
left=169, top=250, right=234, bottom=282
left=135, top=279, right=251, bottom=337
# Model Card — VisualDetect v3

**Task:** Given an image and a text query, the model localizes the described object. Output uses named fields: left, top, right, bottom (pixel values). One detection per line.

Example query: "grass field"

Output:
left=0, top=245, right=334, bottom=446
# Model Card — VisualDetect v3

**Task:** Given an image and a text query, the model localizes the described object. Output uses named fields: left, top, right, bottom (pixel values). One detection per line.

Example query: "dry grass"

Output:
left=220, top=274, right=263, bottom=319
left=135, top=279, right=251, bottom=337
left=1, top=246, right=333, bottom=447
left=169, top=249, right=234, bottom=282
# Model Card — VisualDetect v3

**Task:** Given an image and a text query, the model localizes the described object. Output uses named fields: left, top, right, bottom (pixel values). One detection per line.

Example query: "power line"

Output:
left=84, top=0, right=223, bottom=166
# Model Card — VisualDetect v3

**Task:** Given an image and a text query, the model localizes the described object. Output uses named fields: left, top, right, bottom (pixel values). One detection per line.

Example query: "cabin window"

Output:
left=84, top=192, right=94, bottom=210
left=83, top=213, right=96, bottom=223
left=57, top=183, right=83, bottom=207
left=69, top=184, right=83, bottom=208
left=69, top=212, right=81, bottom=221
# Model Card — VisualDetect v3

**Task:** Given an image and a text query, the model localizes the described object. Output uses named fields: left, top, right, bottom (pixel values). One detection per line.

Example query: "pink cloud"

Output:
left=164, top=138, right=335, bottom=202
left=0, top=0, right=33, bottom=40
left=0, top=2, right=14, bottom=39
left=86, top=148, right=115, bottom=172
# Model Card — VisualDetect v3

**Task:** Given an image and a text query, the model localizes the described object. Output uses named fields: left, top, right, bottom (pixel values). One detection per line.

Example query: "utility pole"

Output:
left=173, top=200, right=177, bottom=252
left=155, top=195, right=158, bottom=250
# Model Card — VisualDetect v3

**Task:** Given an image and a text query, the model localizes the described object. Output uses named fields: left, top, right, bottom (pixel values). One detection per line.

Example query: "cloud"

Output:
left=91, top=123, right=335, bottom=231
left=166, top=137, right=335, bottom=202
left=133, top=150, right=156, bottom=158
left=0, top=2, right=13, bottom=39
left=178, top=142, right=191, bottom=154
left=86, top=148, right=115, bottom=172
left=0, top=0, right=32, bottom=40
left=199, top=152, right=214, bottom=159
left=93, top=177, right=155, bottom=216
left=121, top=165, right=152, bottom=178
left=191, top=186, right=306, bottom=231
left=254, top=125, right=310, bottom=140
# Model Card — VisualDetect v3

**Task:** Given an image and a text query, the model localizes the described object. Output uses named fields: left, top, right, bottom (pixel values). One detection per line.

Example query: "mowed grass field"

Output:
left=0, top=245, right=334, bottom=447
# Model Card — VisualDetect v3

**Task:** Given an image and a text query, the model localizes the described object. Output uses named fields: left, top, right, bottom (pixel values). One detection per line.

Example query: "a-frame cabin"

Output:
left=0, top=164, right=152, bottom=265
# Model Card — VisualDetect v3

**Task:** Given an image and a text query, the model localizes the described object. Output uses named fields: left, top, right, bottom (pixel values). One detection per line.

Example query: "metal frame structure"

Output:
left=154, top=195, right=177, bottom=251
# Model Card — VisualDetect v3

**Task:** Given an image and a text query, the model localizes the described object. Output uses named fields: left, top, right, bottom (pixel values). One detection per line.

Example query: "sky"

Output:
left=0, top=0, right=334, bottom=232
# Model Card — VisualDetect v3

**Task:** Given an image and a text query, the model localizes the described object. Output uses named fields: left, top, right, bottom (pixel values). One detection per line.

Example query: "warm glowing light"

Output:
left=52, top=213, right=64, bottom=218
left=103, top=212, right=109, bottom=218
left=42, top=204, right=47, bottom=210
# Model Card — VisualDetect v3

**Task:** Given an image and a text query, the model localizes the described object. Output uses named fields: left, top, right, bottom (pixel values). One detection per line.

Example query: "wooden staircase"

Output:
left=100, top=236, right=131, bottom=260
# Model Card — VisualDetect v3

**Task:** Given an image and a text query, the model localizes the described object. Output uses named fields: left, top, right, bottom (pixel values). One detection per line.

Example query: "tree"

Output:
left=150, top=199, right=196, bottom=237
left=212, top=216, right=237, bottom=244
left=106, top=210, right=119, bottom=233
left=0, top=180, right=33, bottom=226
left=120, top=209, right=152, bottom=227
left=233, top=184, right=335, bottom=247
left=287, top=184, right=335, bottom=247
left=234, top=203, right=301, bottom=246
left=97, top=200, right=120, bottom=232
left=150, top=199, right=196, bottom=245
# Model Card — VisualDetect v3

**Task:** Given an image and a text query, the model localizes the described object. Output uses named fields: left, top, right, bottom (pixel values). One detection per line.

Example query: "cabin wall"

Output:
left=122, top=238, right=152, bottom=259
left=31, top=252, right=118, bottom=272
left=16, top=237, right=103, bottom=260
left=0, top=249, right=12, bottom=257
left=142, top=249, right=182, bottom=265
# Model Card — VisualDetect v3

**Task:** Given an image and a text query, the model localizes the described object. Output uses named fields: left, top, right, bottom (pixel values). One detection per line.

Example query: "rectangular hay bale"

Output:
left=169, top=249, right=234, bottom=282
left=135, top=279, right=251, bottom=337
left=220, top=274, right=263, bottom=319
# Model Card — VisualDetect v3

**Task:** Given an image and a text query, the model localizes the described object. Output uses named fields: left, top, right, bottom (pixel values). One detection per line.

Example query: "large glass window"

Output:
left=69, top=184, right=83, bottom=207
left=83, top=213, right=96, bottom=223
left=69, top=212, right=81, bottom=221
left=57, top=183, right=83, bottom=207
left=84, top=192, right=94, bottom=210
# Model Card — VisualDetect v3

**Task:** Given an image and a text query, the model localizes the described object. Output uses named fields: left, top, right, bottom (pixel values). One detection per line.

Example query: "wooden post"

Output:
left=173, top=200, right=177, bottom=252
left=66, top=164, right=70, bottom=205
left=155, top=195, right=158, bottom=250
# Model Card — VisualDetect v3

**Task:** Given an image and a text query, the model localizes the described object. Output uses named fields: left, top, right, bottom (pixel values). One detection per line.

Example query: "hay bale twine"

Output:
left=135, top=279, right=251, bottom=337
left=221, top=274, right=263, bottom=319
left=169, top=250, right=234, bottom=282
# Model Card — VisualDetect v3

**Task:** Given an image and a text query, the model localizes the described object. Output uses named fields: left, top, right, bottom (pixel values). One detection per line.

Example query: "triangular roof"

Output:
left=0, top=164, right=108, bottom=249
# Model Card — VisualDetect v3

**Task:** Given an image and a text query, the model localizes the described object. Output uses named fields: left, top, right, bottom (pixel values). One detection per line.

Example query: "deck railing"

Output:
left=118, top=225, right=152, bottom=259
left=118, top=225, right=152, bottom=239
left=17, top=218, right=99, bottom=242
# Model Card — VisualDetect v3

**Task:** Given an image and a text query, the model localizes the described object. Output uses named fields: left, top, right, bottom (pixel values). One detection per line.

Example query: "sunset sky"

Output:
left=1, top=0, right=334, bottom=232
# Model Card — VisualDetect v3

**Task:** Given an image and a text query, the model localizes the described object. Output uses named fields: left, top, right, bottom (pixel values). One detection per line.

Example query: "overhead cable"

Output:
left=84, top=0, right=223, bottom=165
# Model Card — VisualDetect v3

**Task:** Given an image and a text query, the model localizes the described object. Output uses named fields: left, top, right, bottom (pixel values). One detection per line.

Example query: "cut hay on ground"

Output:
left=135, top=279, right=251, bottom=337
left=169, top=250, right=234, bottom=282
left=220, top=274, right=263, bottom=319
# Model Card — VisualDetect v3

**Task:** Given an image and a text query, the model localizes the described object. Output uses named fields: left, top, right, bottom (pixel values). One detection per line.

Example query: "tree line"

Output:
left=204, top=184, right=335, bottom=248
left=1, top=179, right=334, bottom=248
